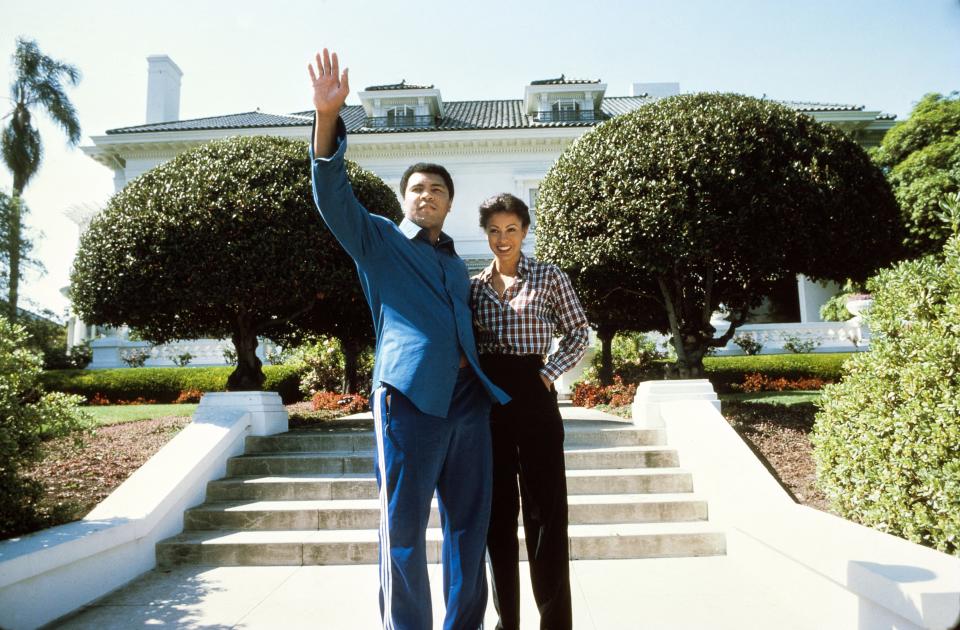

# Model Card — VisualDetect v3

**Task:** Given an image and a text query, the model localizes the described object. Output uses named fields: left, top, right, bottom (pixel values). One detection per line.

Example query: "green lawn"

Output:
left=719, top=390, right=822, bottom=406
left=83, top=404, right=199, bottom=426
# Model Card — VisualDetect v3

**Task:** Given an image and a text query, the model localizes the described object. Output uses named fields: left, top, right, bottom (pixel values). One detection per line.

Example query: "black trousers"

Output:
left=480, top=354, right=572, bottom=630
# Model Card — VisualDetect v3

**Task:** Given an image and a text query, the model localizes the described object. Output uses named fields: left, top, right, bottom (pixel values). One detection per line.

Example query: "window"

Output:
left=551, top=100, right=580, bottom=121
left=386, top=105, right=416, bottom=126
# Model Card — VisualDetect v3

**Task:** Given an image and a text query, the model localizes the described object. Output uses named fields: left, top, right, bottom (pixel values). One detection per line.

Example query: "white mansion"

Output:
left=73, top=56, right=895, bottom=368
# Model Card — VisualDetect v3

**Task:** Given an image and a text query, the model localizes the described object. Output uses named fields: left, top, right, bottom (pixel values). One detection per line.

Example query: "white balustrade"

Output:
left=88, top=337, right=279, bottom=369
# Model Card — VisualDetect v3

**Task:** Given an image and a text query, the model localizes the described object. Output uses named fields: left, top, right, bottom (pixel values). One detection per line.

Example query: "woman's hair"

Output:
left=478, top=193, right=531, bottom=229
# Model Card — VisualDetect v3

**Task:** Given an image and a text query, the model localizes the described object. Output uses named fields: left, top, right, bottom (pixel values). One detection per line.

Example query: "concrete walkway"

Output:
left=55, top=556, right=827, bottom=629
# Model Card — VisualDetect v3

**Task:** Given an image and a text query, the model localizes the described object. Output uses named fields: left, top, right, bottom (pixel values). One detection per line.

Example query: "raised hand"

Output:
left=309, top=48, right=350, bottom=157
left=308, top=48, right=350, bottom=118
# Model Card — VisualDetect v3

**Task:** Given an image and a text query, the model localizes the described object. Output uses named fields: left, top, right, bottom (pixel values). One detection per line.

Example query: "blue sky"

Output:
left=2, top=0, right=958, bottom=317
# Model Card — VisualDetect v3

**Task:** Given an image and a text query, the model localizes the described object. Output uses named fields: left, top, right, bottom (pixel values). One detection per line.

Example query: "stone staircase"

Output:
left=156, top=411, right=726, bottom=568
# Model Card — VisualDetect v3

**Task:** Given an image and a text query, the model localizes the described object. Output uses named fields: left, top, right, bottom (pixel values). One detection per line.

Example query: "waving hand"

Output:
left=309, top=48, right=350, bottom=156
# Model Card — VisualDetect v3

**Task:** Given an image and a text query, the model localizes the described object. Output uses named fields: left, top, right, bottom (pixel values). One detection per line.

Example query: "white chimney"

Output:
left=632, top=82, right=680, bottom=99
left=146, top=55, right=183, bottom=124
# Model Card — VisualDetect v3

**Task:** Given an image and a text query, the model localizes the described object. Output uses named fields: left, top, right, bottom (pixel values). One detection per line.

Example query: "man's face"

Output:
left=402, top=172, right=452, bottom=232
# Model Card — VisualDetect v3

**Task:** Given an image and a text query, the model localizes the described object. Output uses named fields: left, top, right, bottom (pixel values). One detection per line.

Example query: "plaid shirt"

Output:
left=470, top=254, right=590, bottom=382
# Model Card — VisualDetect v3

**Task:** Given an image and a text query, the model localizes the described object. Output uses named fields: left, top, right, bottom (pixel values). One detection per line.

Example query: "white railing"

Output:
left=710, top=319, right=870, bottom=355
left=88, top=336, right=279, bottom=370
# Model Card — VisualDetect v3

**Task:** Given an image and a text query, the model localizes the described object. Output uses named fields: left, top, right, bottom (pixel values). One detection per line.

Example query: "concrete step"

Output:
left=245, top=424, right=665, bottom=454
left=156, top=522, right=726, bottom=568
left=563, top=446, right=679, bottom=470
left=205, top=468, right=695, bottom=501
left=225, top=446, right=679, bottom=476
left=182, top=494, right=708, bottom=531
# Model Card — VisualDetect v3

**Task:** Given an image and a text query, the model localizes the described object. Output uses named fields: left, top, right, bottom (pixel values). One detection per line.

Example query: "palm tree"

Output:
left=1, top=37, right=81, bottom=319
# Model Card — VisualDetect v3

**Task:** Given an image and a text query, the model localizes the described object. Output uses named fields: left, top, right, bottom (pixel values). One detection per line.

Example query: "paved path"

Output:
left=57, top=556, right=826, bottom=629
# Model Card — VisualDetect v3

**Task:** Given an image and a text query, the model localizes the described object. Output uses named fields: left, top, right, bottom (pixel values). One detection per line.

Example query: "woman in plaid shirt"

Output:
left=470, top=193, right=590, bottom=630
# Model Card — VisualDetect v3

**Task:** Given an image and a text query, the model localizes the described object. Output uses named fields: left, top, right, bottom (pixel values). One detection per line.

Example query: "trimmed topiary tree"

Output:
left=70, top=135, right=400, bottom=391
left=813, top=198, right=960, bottom=555
left=536, top=93, right=904, bottom=377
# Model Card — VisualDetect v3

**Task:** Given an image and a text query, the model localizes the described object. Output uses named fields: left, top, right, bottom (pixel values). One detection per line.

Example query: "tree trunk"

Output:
left=341, top=339, right=360, bottom=394
left=597, top=328, right=615, bottom=385
left=6, top=193, right=22, bottom=320
left=658, top=273, right=710, bottom=380
left=673, top=334, right=707, bottom=379
left=226, top=323, right=265, bottom=391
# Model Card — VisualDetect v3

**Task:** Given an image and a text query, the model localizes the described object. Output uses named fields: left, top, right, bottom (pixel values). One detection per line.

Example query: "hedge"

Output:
left=702, top=353, right=852, bottom=392
left=813, top=230, right=960, bottom=555
left=40, top=365, right=304, bottom=405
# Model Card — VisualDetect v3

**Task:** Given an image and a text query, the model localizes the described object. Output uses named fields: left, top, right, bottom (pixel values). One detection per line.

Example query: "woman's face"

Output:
left=485, top=211, right=528, bottom=264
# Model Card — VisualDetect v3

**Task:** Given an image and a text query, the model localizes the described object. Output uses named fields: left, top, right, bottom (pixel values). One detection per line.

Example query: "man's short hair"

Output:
left=478, top=193, right=531, bottom=229
left=400, top=163, right=455, bottom=200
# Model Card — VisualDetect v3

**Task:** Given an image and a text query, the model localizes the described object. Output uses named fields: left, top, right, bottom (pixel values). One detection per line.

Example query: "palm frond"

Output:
left=29, top=82, right=81, bottom=144
left=2, top=116, right=43, bottom=192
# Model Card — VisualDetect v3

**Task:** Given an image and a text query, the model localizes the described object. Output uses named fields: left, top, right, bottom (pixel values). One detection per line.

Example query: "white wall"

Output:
left=797, top=274, right=841, bottom=323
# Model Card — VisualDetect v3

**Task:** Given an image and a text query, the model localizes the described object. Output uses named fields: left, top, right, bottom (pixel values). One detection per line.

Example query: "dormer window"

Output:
left=358, top=80, right=444, bottom=129
left=525, top=75, right=607, bottom=123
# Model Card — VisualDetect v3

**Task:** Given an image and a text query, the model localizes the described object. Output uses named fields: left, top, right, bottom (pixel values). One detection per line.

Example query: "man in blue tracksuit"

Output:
left=308, top=49, right=510, bottom=630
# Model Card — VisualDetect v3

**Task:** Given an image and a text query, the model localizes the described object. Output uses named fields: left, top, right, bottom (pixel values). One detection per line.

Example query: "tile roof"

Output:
left=530, top=75, right=601, bottom=85
left=105, top=96, right=893, bottom=135
left=776, top=100, right=865, bottom=112
left=106, top=111, right=313, bottom=134
left=365, top=80, right=434, bottom=91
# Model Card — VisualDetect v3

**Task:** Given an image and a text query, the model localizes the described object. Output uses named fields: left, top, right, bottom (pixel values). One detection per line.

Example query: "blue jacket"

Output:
left=310, top=119, right=510, bottom=417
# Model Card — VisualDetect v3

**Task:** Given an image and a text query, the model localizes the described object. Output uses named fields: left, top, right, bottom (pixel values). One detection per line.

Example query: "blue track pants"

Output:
left=372, top=367, right=493, bottom=630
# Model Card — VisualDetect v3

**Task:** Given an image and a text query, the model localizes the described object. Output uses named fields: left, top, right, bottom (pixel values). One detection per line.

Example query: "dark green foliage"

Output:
left=704, top=353, right=851, bottom=393
left=1, top=315, right=91, bottom=538
left=537, top=93, right=903, bottom=377
left=813, top=227, right=960, bottom=555
left=70, top=135, right=399, bottom=392
left=874, top=93, right=960, bottom=257
left=13, top=309, right=88, bottom=369
left=874, top=93, right=960, bottom=170
left=583, top=332, right=666, bottom=384
left=270, top=161, right=401, bottom=393
left=292, top=336, right=375, bottom=397
left=41, top=365, right=304, bottom=405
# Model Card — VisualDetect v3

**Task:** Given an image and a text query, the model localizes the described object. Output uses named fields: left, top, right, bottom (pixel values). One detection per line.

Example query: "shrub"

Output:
left=819, top=292, right=854, bottom=322
left=703, top=353, right=849, bottom=393
left=120, top=347, right=150, bottom=367
left=585, top=332, right=666, bottom=385
left=174, top=389, right=203, bottom=404
left=732, top=334, right=763, bottom=355
left=781, top=334, right=820, bottom=354
left=1, top=315, right=92, bottom=538
left=295, top=336, right=374, bottom=396
left=311, top=391, right=369, bottom=414
left=171, top=352, right=193, bottom=367
left=734, top=373, right=831, bottom=393
left=88, top=393, right=158, bottom=406
left=813, top=227, right=960, bottom=554
left=40, top=365, right=304, bottom=405
left=572, top=377, right=637, bottom=408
